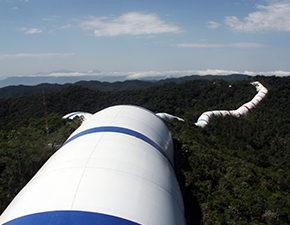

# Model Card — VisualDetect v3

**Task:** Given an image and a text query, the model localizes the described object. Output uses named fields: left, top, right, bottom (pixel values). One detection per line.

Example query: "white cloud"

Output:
left=80, top=12, right=184, bottom=36
left=29, top=72, right=88, bottom=77
left=7, top=0, right=29, bottom=2
left=23, top=69, right=289, bottom=79
left=59, top=24, right=72, bottom=29
left=207, top=21, right=221, bottom=29
left=17, top=27, right=27, bottom=31
left=124, top=69, right=290, bottom=78
left=225, top=1, right=290, bottom=32
left=0, top=53, right=75, bottom=59
left=43, top=15, right=59, bottom=21
left=17, top=27, right=42, bottom=34
left=244, top=70, right=290, bottom=76
left=25, top=28, right=42, bottom=34
left=48, top=30, right=55, bottom=35
left=175, top=42, right=268, bottom=48
left=4, top=0, right=28, bottom=2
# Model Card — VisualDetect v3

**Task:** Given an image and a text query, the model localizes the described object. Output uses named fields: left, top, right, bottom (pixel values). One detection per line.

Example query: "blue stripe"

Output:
left=67, top=112, right=81, bottom=119
left=64, top=126, right=172, bottom=166
left=3, top=211, right=140, bottom=225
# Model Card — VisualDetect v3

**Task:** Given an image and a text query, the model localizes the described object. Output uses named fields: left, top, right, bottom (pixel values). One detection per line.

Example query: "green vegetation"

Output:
left=0, top=75, right=289, bottom=224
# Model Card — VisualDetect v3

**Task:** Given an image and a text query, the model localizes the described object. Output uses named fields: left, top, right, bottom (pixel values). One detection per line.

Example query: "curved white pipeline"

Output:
left=156, top=113, right=184, bottom=122
left=195, top=81, right=268, bottom=127
left=62, top=112, right=93, bottom=123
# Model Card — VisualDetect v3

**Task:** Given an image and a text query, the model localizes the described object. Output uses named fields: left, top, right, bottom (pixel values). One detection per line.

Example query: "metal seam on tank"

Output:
left=115, top=112, right=172, bottom=156
left=101, top=105, right=173, bottom=138
left=69, top=131, right=107, bottom=211
left=43, top=166, right=185, bottom=218
left=76, top=166, right=185, bottom=215
left=118, top=105, right=173, bottom=151
left=63, top=126, right=173, bottom=167
left=19, top=160, right=184, bottom=220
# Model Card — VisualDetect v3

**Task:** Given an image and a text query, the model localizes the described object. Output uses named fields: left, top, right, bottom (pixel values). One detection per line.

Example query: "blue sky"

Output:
left=1, top=0, right=290, bottom=80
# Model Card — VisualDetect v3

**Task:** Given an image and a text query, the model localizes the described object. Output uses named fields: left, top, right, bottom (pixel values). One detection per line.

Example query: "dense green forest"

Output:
left=0, top=75, right=289, bottom=224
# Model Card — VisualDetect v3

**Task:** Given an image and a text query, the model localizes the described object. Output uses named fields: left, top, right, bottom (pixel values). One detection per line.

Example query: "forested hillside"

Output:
left=0, top=75, right=289, bottom=224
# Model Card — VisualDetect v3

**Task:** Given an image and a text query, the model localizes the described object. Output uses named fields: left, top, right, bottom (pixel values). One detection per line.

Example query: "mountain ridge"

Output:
left=0, top=74, right=250, bottom=99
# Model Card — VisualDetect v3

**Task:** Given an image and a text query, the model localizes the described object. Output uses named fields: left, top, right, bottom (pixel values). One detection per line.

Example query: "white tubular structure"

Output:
left=195, top=81, right=268, bottom=128
left=0, top=105, right=186, bottom=225
left=156, top=113, right=184, bottom=122
left=62, top=111, right=93, bottom=122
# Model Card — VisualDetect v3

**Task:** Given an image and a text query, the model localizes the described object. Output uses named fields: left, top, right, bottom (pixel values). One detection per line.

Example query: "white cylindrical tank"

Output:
left=0, top=105, right=185, bottom=225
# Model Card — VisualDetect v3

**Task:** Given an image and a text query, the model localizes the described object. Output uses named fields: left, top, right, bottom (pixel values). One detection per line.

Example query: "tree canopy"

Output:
left=0, top=75, right=289, bottom=224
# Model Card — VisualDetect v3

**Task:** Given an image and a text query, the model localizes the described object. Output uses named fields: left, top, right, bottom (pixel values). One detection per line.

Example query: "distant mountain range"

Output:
left=0, top=75, right=128, bottom=88
left=0, top=74, right=250, bottom=99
